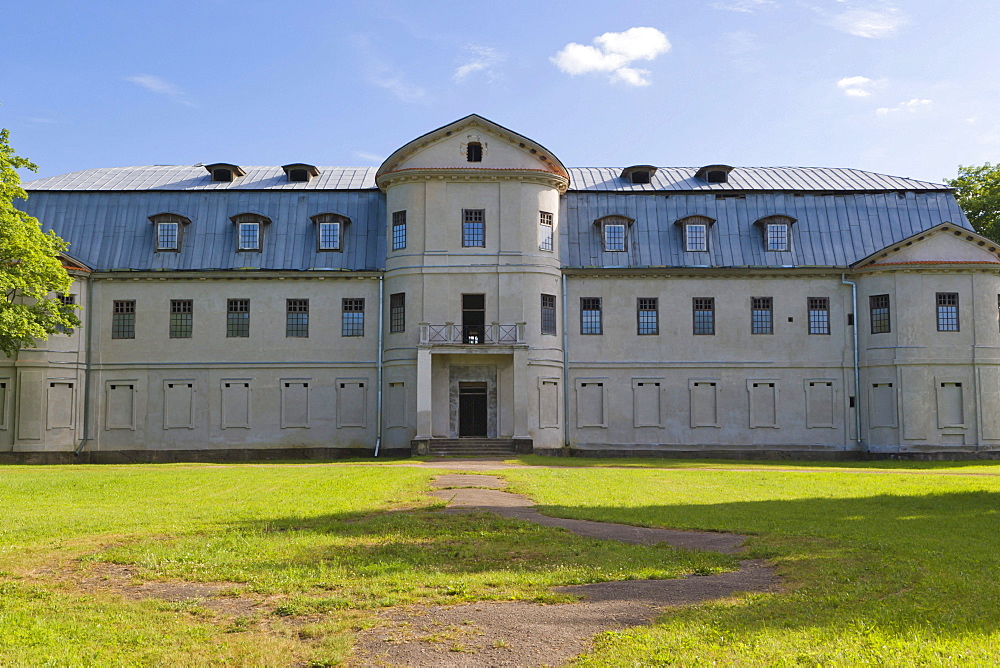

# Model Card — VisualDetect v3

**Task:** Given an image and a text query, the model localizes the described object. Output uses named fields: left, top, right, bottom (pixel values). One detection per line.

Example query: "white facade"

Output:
left=7, top=115, right=1000, bottom=462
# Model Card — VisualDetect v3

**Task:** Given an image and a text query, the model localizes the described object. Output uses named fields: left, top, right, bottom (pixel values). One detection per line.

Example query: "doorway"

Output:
left=458, top=382, right=488, bottom=437
left=462, top=294, right=485, bottom=344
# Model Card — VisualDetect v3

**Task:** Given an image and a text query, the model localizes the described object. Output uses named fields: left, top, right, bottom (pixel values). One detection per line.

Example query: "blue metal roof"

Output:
left=561, top=191, right=971, bottom=269
left=19, top=165, right=968, bottom=273
left=19, top=190, right=385, bottom=272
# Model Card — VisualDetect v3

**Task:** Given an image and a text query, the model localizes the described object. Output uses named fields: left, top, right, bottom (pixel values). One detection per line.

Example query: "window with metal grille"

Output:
left=751, top=297, right=773, bottom=334
left=112, top=300, right=135, bottom=339
left=637, top=298, right=658, bottom=335
left=56, top=294, right=75, bottom=334
left=318, top=222, right=340, bottom=251
left=157, top=222, right=179, bottom=251
left=392, top=211, right=407, bottom=250
left=541, top=294, right=556, bottom=335
left=766, top=223, right=789, bottom=251
left=870, top=294, right=891, bottom=334
left=539, top=211, right=553, bottom=251
left=238, top=223, right=260, bottom=251
left=389, top=293, right=405, bottom=333
left=693, top=297, right=715, bottom=335
left=581, top=297, right=602, bottom=334
left=462, top=209, right=485, bottom=247
left=227, top=299, right=250, bottom=337
left=169, top=299, right=193, bottom=339
left=467, top=142, right=483, bottom=162
left=342, top=298, right=364, bottom=337
left=604, top=224, right=626, bottom=252
left=286, top=299, right=309, bottom=338
left=936, top=292, right=959, bottom=331
left=685, top=224, right=707, bottom=252
left=808, top=297, right=830, bottom=335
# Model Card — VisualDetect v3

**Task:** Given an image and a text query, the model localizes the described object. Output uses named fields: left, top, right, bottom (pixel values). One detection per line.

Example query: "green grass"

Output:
left=4, top=459, right=1000, bottom=665
left=502, top=463, right=1000, bottom=665
left=0, top=462, right=730, bottom=665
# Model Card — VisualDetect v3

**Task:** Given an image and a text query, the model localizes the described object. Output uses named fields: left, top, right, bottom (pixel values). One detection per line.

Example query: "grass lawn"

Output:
left=1, top=459, right=999, bottom=665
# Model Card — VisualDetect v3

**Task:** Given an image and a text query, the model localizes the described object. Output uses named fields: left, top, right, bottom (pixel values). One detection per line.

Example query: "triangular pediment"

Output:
left=853, top=223, right=1000, bottom=268
left=375, top=115, right=568, bottom=183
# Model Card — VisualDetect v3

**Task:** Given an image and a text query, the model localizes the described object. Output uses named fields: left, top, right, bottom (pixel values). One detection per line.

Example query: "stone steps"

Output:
left=411, top=438, right=533, bottom=457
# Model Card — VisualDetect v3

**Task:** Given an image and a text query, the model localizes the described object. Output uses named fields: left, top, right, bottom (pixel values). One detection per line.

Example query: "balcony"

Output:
left=419, top=323, right=526, bottom=346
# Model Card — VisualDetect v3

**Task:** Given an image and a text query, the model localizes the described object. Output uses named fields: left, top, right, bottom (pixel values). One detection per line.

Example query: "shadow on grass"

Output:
left=516, top=454, right=1000, bottom=472
left=536, top=490, right=1000, bottom=636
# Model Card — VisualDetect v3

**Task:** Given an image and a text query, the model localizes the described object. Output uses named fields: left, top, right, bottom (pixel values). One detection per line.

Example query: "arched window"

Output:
left=230, top=213, right=271, bottom=252
left=148, top=213, right=192, bottom=252
left=311, top=213, right=351, bottom=252
left=204, top=163, right=246, bottom=183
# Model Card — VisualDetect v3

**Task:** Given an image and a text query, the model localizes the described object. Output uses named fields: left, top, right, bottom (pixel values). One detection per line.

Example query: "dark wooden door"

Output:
left=459, top=386, right=488, bottom=437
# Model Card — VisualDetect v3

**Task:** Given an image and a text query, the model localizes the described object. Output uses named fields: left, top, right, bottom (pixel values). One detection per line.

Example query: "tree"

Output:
left=945, top=163, right=1000, bottom=243
left=0, top=128, right=79, bottom=357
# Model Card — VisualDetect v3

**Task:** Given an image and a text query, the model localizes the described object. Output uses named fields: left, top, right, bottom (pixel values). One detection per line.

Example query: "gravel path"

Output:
left=352, top=469, right=779, bottom=667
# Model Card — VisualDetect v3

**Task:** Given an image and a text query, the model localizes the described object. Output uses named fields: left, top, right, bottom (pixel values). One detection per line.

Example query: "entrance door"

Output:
left=462, top=294, right=485, bottom=344
left=458, top=383, right=488, bottom=437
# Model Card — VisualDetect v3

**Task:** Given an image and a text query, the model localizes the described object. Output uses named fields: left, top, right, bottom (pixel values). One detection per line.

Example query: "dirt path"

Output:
left=352, top=471, right=778, bottom=667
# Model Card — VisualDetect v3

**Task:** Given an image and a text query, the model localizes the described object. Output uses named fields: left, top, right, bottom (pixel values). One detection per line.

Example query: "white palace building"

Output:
left=6, top=114, right=1000, bottom=462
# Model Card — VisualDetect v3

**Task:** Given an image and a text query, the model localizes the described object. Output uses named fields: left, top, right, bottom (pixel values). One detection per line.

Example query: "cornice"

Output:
left=376, top=168, right=569, bottom=194
left=91, top=269, right=383, bottom=281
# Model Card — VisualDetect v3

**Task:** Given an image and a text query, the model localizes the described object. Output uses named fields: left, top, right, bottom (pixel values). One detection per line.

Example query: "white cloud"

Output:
left=125, top=74, right=197, bottom=107
left=353, top=151, right=384, bottom=163
left=710, top=0, right=777, bottom=13
left=354, top=35, right=427, bottom=104
left=829, top=7, right=905, bottom=38
left=837, top=75, right=876, bottom=97
left=453, top=45, right=504, bottom=83
left=551, top=27, right=671, bottom=87
left=876, top=98, right=932, bottom=115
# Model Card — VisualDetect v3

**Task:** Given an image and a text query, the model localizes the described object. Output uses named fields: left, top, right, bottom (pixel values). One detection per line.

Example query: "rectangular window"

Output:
left=342, top=298, right=364, bottom=337
left=112, top=300, right=135, bottom=339
left=227, top=299, right=250, bottom=337
left=389, top=293, right=405, bottom=333
left=156, top=222, right=179, bottom=251
left=693, top=297, right=715, bottom=335
left=870, top=294, right=891, bottom=334
left=685, top=224, right=707, bottom=252
left=238, top=223, right=260, bottom=251
left=541, top=294, right=556, bottom=335
left=808, top=297, right=830, bottom=335
left=286, top=299, right=309, bottom=338
left=766, top=223, right=788, bottom=251
left=751, top=297, right=773, bottom=335
left=318, top=222, right=341, bottom=251
left=936, top=292, right=959, bottom=331
left=539, top=211, right=553, bottom=251
left=581, top=297, right=602, bottom=335
left=604, top=224, right=626, bottom=252
left=169, top=299, right=193, bottom=339
left=56, top=294, right=75, bottom=334
left=462, top=209, right=485, bottom=247
left=392, top=211, right=407, bottom=250
left=637, top=298, right=658, bottom=335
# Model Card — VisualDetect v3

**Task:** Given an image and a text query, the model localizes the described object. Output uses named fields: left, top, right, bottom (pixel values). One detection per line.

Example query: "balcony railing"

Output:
left=419, top=323, right=526, bottom=345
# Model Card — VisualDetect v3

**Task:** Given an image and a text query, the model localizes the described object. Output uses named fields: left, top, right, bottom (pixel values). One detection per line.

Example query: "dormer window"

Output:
left=595, top=215, right=634, bottom=252
left=620, top=165, right=657, bottom=185
left=205, top=163, right=246, bottom=183
left=467, top=142, right=483, bottom=162
left=149, top=213, right=191, bottom=252
left=695, top=164, right=734, bottom=184
left=754, top=215, right=797, bottom=252
left=675, top=215, right=716, bottom=252
left=282, top=163, right=320, bottom=183
left=311, top=213, right=350, bottom=252
left=230, top=213, right=271, bottom=252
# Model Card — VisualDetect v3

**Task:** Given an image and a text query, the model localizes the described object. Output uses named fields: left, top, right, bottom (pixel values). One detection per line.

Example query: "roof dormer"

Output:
left=620, top=165, right=657, bottom=185
left=204, top=163, right=246, bottom=183
left=695, top=164, right=734, bottom=184
left=282, top=163, right=320, bottom=183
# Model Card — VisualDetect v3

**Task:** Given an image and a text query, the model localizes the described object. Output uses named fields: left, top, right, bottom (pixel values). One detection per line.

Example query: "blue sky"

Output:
left=4, top=0, right=998, bottom=183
